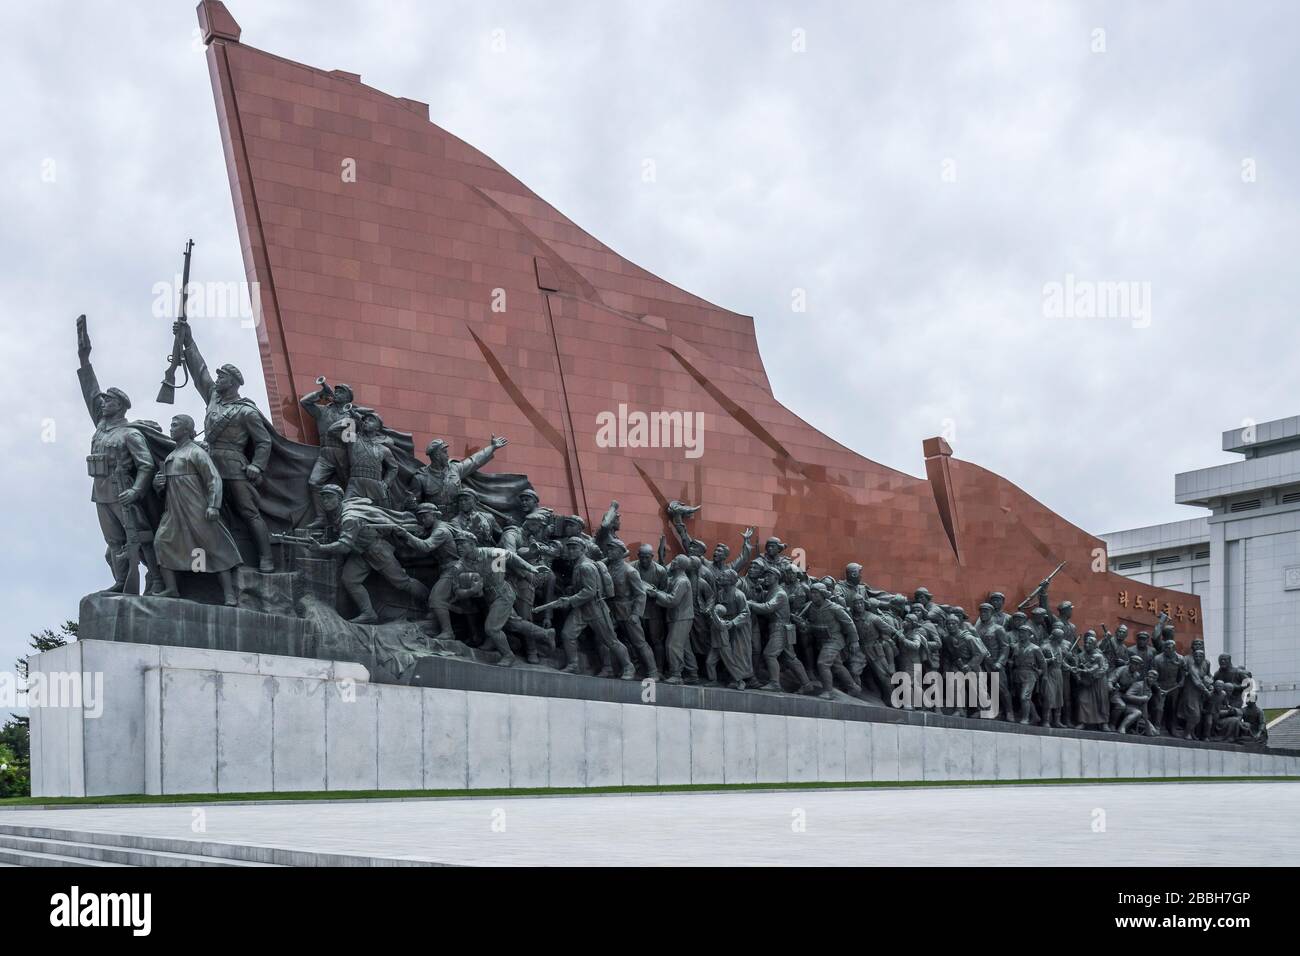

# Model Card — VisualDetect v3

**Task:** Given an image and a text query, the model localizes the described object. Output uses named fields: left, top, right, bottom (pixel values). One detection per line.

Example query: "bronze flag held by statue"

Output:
left=156, top=238, right=195, bottom=404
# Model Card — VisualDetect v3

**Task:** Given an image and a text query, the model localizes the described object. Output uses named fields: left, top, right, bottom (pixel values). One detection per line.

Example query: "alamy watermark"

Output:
left=594, top=404, right=704, bottom=459
left=152, top=276, right=262, bottom=328
left=1042, top=273, right=1151, bottom=328
left=0, top=670, right=104, bottom=718
left=890, top=665, right=999, bottom=718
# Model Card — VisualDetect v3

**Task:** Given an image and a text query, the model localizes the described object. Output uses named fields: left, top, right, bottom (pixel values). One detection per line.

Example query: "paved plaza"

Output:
left=4, top=781, right=1297, bottom=866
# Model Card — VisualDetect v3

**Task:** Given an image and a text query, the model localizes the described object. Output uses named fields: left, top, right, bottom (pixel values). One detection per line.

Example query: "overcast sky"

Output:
left=2, top=0, right=1297, bottom=679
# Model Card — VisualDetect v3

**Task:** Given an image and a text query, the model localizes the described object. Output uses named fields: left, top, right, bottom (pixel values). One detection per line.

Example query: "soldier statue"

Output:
left=309, top=486, right=429, bottom=623
left=171, top=319, right=275, bottom=572
left=1149, top=638, right=1184, bottom=735
left=299, top=378, right=355, bottom=528
left=445, top=531, right=553, bottom=667
left=646, top=554, right=698, bottom=684
left=408, top=435, right=509, bottom=514
left=329, top=407, right=397, bottom=507
left=76, top=316, right=163, bottom=594
left=548, top=537, right=634, bottom=679
left=976, top=603, right=1014, bottom=721
left=804, top=582, right=863, bottom=700
left=603, top=538, right=659, bottom=680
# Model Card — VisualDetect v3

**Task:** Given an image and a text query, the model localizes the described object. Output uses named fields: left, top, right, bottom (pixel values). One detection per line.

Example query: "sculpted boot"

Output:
left=638, top=644, right=659, bottom=681
left=487, top=631, right=516, bottom=667
left=348, top=588, right=379, bottom=625
left=430, top=606, right=456, bottom=643
left=613, top=642, right=635, bottom=680
left=561, top=635, right=582, bottom=674
left=596, top=644, right=614, bottom=678
left=249, top=516, right=275, bottom=573
left=219, top=570, right=238, bottom=607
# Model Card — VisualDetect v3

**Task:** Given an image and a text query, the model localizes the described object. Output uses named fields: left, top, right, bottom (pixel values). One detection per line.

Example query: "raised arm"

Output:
left=729, top=528, right=755, bottom=573
left=174, top=321, right=215, bottom=402
left=299, top=379, right=332, bottom=415
left=75, top=315, right=104, bottom=423
left=455, top=435, right=509, bottom=479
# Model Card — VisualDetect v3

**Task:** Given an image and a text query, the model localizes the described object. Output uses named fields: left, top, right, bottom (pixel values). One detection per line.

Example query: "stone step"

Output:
left=0, top=824, right=443, bottom=867
left=0, top=844, right=129, bottom=867
left=0, top=833, right=274, bottom=867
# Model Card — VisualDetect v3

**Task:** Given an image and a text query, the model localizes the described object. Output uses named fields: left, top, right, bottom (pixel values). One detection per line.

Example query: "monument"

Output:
left=28, top=1, right=1299, bottom=798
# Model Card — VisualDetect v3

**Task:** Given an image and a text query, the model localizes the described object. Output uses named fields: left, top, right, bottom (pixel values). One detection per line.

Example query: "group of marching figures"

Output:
left=74, top=317, right=1267, bottom=746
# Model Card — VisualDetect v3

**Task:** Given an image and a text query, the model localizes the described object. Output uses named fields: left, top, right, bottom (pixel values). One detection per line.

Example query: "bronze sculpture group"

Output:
left=74, top=314, right=1268, bottom=748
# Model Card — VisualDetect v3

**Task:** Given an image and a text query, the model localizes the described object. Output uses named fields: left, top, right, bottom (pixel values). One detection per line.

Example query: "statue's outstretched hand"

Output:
left=490, top=435, right=508, bottom=449
left=76, top=314, right=92, bottom=363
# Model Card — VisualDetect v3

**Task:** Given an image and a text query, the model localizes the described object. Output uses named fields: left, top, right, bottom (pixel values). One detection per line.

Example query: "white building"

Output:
left=1100, top=416, right=1300, bottom=711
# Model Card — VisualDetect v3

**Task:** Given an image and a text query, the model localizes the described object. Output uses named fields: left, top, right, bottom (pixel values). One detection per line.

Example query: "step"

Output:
left=0, top=834, right=274, bottom=867
left=0, top=823, right=443, bottom=867
left=0, top=846, right=129, bottom=867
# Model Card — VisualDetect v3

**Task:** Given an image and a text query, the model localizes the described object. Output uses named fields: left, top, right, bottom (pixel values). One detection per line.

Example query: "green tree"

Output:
left=14, top=620, right=77, bottom=681
left=3, top=621, right=76, bottom=798
left=0, top=741, right=26, bottom=798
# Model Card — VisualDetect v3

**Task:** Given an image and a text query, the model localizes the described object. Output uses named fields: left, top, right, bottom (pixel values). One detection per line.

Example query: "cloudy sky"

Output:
left=1, top=0, right=1297, bottom=678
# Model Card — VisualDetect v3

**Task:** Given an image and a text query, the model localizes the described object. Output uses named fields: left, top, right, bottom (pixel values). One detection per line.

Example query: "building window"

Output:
left=1229, top=499, right=1261, bottom=513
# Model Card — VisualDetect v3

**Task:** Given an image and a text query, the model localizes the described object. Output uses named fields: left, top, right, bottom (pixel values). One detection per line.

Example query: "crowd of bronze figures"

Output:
left=76, top=316, right=1267, bottom=746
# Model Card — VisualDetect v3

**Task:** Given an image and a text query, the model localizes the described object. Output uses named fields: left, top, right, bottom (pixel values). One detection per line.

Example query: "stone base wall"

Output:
left=28, top=641, right=1300, bottom=798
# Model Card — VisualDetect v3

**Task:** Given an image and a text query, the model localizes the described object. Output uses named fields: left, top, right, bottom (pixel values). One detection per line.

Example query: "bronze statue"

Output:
left=1180, top=640, right=1214, bottom=740
left=328, top=406, right=397, bottom=507
left=300, top=377, right=355, bottom=528
left=646, top=554, right=698, bottom=684
left=409, top=435, right=509, bottom=513
left=1117, top=671, right=1159, bottom=736
left=1149, top=638, right=1184, bottom=735
left=976, top=603, right=1014, bottom=721
left=76, top=316, right=164, bottom=594
left=309, top=488, right=429, bottom=623
left=1074, top=634, right=1111, bottom=731
left=747, top=562, right=815, bottom=693
left=544, top=537, right=633, bottom=678
left=1010, top=624, right=1045, bottom=724
left=151, top=413, right=242, bottom=606
left=448, top=487, right=499, bottom=545
left=804, top=582, right=864, bottom=700
left=170, top=319, right=275, bottom=572
left=603, top=538, right=659, bottom=680
left=444, top=532, right=553, bottom=667
left=705, top=568, right=752, bottom=689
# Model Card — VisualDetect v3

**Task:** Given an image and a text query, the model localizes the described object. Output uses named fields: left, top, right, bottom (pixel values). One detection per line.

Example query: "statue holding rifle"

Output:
left=169, top=318, right=276, bottom=572
left=1016, top=561, right=1066, bottom=612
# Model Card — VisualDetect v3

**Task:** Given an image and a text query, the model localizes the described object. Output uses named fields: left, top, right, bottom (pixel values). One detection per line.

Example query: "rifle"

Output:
left=271, top=531, right=323, bottom=549
left=1016, top=560, right=1066, bottom=610
left=157, top=239, right=195, bottom=404
left=532, top=598, right=565, bottom=617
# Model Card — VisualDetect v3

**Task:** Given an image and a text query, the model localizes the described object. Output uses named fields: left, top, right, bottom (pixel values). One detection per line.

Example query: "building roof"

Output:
left=1099, top=516, right=1209, bottom=557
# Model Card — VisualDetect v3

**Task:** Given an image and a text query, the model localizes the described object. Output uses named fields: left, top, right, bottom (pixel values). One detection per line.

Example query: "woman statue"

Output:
left=151, top=414, right=242, bottom=606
